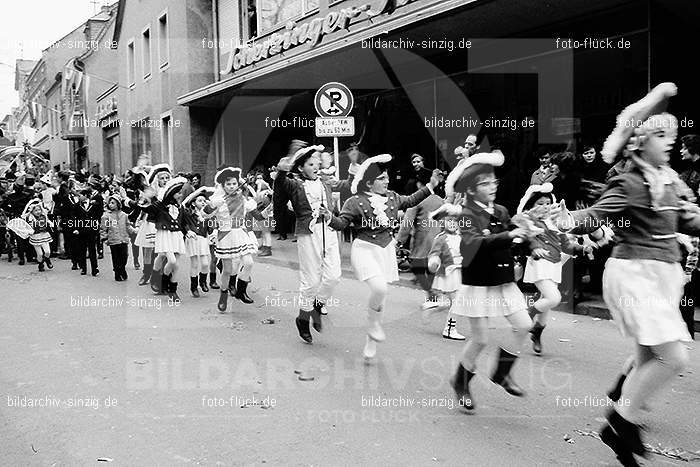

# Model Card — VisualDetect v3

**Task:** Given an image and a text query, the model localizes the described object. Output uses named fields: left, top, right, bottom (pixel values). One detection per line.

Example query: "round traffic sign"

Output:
left=314, top=82, right=354, bottom=118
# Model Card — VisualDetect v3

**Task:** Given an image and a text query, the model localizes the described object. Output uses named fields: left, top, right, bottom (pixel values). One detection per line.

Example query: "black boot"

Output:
left=234, top=279, right=254, bottom=304
left=209, top=272, right=220, bottom=289
left=530, top=323, right=545, bottom=355
left=608, top=373, right=627, bottom=402
left=491, top=348, right=525, bottom=397
left=606, top=409, right=646, bottom=456
left=310, top=299, right=323, bottom=332
left=228, top=275, right=238, bottom=297
left=295, top=310, right=313, bottom=343
left=38, top=260, right=45, bottom=272
left=217, top=290, right=228, bottom=312
left=600, top=424, right=641, bottom=467
left=150, top=268, right=163, bottom=293
left=199, top=273, right=209, bottom=292
left=190, top=276, right=200, bottom=297
left=138, top=263, right=153, bottom=286
left=450, top=363, right=475, bottom=410
left=168, top=275, right=180, bottom=303
left=44, top=256, right=53, bottom=269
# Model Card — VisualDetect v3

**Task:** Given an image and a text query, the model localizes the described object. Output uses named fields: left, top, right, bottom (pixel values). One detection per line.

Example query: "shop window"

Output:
left=142, top=26, right=152, bottom=80
left=127, top=40, right=135, bottom=87
left=132, top=119, right=152, bottom=165
left=241, top=0, right=258, bottom=41
left=160, top=113, right=173, bottom=167
left=158, top=12, right=169, bottom=69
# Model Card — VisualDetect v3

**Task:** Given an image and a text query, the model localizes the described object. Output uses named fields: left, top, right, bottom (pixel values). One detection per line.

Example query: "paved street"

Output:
left=1, top=253, right=698, bottom=466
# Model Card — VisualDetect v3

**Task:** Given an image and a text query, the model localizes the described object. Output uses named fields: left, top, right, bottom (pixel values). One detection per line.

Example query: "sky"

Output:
left=0, top=0, right=104, bottom=118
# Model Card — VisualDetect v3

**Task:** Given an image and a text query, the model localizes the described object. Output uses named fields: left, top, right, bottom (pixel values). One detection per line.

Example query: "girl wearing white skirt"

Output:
left=24, top=199, right=54, bottom=272
left=426, top=206, right=466, bottom=340
left=135, top=164, right=171, bottom=287
left=207, top=167, right=258, bottom=312
left=441, top=152, right=534, bottom=412
left=182, top=186, right=215, bottom=297
left=139, top=176, right=189, bottom=302
left=517, top=183, right=590, bottom=355
left=551, top=83, right=700, bottom=466
left=325, top=154, right=440, bottom=360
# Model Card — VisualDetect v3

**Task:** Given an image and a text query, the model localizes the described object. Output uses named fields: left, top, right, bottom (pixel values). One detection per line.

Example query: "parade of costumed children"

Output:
left=426, top=204, right=467, bottom=340
left=182, top=186, right=216, bottom=297
left=134, top=163, right=171, bottom=287
left=100, top=193, right=136, bottom=281
left=22, top=198, right=54, bottom=272
left=516, top=182, right=594, bottom=354
left=207, top=167, right=258, bottom=312
left=274, top=143, right=352, bottom=344
left=139, top=175, right=189, bottom=302
left=439, top=151, right=539, bottom=412
left=325, top=154, right=441, bottom=360
left=549, top=82, right=700, bottom=467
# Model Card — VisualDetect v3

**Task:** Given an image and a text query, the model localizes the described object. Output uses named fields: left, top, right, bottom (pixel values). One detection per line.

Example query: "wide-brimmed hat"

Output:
left=517, top=182, right=556, bottom=214
left=147, top=163, right=172, bottom=186
left=291, top=144, right=324, bottom=171
left=22, top=198, right=44, bottom=216
left=183, top=186, right=215, bottom=206
left=445, top=151, right=504, bottom=197
left=214, top=167, right=243, bottom=185
left=351, top=153, right=392, bottom=194
left=159, top=176, right=188, bottom=203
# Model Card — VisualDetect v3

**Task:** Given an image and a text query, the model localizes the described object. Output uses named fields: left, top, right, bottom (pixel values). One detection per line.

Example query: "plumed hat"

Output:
left=147, top=163, right=172, bottom=186
left=183, top=186, right=215, bottom=206
left=350, top=154, right=392, bottom=194
left=517, top=183, right=556, bottom=214
left=445, top=151, right=504, bottom=197
left=158, top=176, right=187, bottom=203
left=214, top=167, right=243, bottom=185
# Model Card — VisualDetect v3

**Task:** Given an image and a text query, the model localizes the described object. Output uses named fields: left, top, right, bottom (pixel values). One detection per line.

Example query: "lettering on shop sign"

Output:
left=220, top=0, right=422, bottom=75
left=95, top=97, right=117, bottom=121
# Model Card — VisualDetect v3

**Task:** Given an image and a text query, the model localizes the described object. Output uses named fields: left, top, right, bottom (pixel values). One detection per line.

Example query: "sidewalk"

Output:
left=257, top=234, right=700, bottom=331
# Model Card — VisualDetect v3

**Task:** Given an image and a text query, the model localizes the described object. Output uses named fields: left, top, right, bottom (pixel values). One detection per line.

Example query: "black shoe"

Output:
left=18, top=259, right=25, bottom=265
left=234, top=279, right=254, bottom=304
left=122, top=270, right=128, bottom=280
left=450, top=364, right=475, bottom=410
left=150, top=269, right=163, bottom=293
left=45, top=257, right=53, bottom=269
left=92, top=269, right=99, bottom=277
left=228, top=275, right=238, bottom=297
left=168, top=277, right=180, bottom=303
left=134, top=260, right=140, bottom=270
left=71, top=263, right=78, bottom=270
left=607, top=373, right=627, bottom=402
left=38, top=261, right=45, bottom=272
left=606, top=409, right=646, bottom=456
left=210, top=272, right=220, bottom=289
left=199, top=273, right=209, bottom=292
left=190, top=277, right=200, bottom=297
left=217, top=290, right=228, bottom=312
left=600, top=424, right=641, bottom=467
left=277, top=234, right=287, bottom=241
left=491, top=348, right=526, bottom=397
left=296, top=311, right=312, bottom=343
left=138, top=263, right=153, bottom=286
left=310, top=300, right=323, bottom=332
left=98, top=253, right=104, bottom=260
left=530, top=323, right=545, bottom=355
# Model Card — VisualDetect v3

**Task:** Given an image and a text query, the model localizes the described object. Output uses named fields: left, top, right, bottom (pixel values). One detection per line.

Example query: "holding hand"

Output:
left=427, top=169, right=444, bottom=191
left=548, top=199, right=574, bottom=231
left=531, top=248, right=550, bottom=260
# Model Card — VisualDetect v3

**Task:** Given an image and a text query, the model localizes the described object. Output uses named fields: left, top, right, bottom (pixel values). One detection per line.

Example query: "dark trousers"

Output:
left=109, top=243, right=129, bottom=277
left=410, top=257, right=434, bottom=293
left=9, top=231, right=31, bottom=261
left=0, top=227, right=7, bottom=257
left=680, top=269, right=698, bottom=339
left=63, top=228, right=77, bottom=263
left=76, top=233, right=98, bottom=273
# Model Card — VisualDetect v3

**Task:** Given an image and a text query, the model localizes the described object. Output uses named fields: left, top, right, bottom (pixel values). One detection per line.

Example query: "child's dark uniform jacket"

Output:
left=183, top=207, right=213, bottom=238
left=526, top=219, right=584, bottom=263
left=143, top=200, right=188, bottom=235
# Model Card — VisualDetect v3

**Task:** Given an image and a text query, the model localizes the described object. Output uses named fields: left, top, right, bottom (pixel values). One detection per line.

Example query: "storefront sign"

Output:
left=315, top=117, right=355, bottom=137
left=220, top=0, right=421, bottom=76
left=95, top=97, right=118, bottom=121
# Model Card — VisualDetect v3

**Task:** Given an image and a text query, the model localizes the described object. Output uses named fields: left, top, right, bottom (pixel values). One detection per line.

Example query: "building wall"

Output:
left=115, top=0, right=215, bottom=174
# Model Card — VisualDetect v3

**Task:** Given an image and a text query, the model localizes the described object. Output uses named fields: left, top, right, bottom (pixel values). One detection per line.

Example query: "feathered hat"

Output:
left=291, top=144, right=325, bottom=171
left=39, top=171, right=54, bottom=185
left=158, top=176, right=188, bottom=203
left=22, top=198, right=44, bottom=217
left=601, top=82, right=677, bottom=164
left=147, top=163, right=172, bottom=186
left=517, top=183, right=556, bottom=214
left=214, top=167, right=243, bottom=185
left=429, top=203, right=463, bottom=221
left=445, top=151, right=504, bottom=198
left=350, top=154, right=392, bottom=194
left=183, top=186, right=215, bottom=206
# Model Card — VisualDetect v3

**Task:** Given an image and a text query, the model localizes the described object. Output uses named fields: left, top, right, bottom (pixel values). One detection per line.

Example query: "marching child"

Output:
left=517, top=183, right=591, bottom=354
left=139, top=176, right=189, bottom=302
left=442, top=152, right=534, bottom=412
left=324, top=154, right=440, bottom=359
left=208, top=167, right=258, bottom=312
left=100, top=194, right=135, bottom=281
left=426, top=207, right=466, bottom=340
left=550, top=83, right=700, bottom=466
left=182, top=186, right=215, bottom=297
left=23, top=199, right=54, bottom=272
left=135, top=164, right=171, bottom=287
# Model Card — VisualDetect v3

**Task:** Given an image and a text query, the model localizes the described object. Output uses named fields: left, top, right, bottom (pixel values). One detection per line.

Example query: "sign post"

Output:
left=314, top=82, right=355, bottom=172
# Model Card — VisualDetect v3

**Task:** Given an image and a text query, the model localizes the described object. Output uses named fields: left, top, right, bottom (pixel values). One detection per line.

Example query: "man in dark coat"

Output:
left=1, top=175, right=34, bottom=264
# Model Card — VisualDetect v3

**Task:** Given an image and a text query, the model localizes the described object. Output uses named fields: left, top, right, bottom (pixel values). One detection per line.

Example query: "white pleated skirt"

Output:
left=523, top=257, right=563, bottom=284
left=433, top=268, right=462, bottom=293
left=350, top=238, right=399, bottom=283
left=186, top=235, right=211, bottom=257
left=215, top=228, right=258, bottom=259
left=134, top=221, right=156, bottom=247
left=603, top=257, right=692, bottom=345
left=29, top=231, right=52, bottom=246
left=453, top=282, right=527, bottom=317
left=154, top=229, right=187, bottom=254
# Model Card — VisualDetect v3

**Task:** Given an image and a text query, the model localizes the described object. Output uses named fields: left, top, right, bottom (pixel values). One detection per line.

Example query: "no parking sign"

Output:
left=314, top=82, right=354, bottom=117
